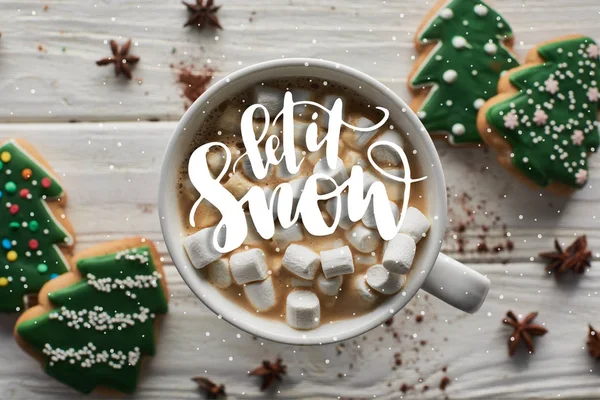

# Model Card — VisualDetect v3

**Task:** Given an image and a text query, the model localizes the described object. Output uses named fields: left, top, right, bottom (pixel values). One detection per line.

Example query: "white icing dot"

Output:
left=484, top=42, right=498, bottom=55
left=452, top=123, right=466, bottom=135
left=474, top=4, right=488, bottom=16
left=443, top=69, right=458, bottom=84
left=417, top=111, right=427, bottom=119
left=474, top=98, right=485, bottom=109
left=440, top=8, right=453, bottom=19
left=452, top=36, right=468, bottom=49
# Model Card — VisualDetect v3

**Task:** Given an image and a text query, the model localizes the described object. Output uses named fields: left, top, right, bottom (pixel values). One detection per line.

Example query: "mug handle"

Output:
left=421, top=253, right=490, bottom=314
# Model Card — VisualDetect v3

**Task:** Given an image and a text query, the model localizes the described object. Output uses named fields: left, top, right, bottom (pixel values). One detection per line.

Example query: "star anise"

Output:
left=503, top=311, right=548, bottom=356
left=249, top=357, right=286, bottom=391
left=182, top=0, right=222, bottom=30
left=539, top=236, right=591, bottom=277
left=192, top=377, right=226, bottom=399
left=95, top=40, right=140, bottom=80
left=587, top=325, right=600, bottom=359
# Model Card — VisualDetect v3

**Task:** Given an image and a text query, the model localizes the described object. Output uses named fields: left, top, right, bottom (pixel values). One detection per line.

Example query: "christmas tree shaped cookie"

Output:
left=0, top=139, right=75, bottom=312
left=15, top=237, right=169, bottom=394
left=409, top=0, right=519, bottom=145
left=478, top=35, right=600, bottom=193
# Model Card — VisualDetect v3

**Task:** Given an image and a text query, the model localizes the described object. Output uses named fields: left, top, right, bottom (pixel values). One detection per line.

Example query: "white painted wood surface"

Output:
left=0, top=1, right=598, bottom=399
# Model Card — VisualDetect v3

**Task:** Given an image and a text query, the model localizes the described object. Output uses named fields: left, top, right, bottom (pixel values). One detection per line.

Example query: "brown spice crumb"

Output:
left=440, top=376, right=450, bottom=391
left=400, top=383, right=413, bottom=393
left=416, top=315, right=424, bottom=323
left=43, top=5, right=49, bottom=11
left=384, top=317, right=394, bottom=326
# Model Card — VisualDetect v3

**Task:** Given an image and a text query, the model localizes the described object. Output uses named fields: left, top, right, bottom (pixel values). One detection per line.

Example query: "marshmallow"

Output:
left=206, top=148, right=227, bottom=178
left=399, top=206, right=431, bottom=243
left=264, top=186, right=278, bottom=220
left=292, top=121, right=311, bottom=146
left=371, top=130, right=405, bottom=167
left=216, top=105, right=243, bottom=134
left=230, top=248, right=269, bottom=284
left=244, top=277, right=277, bottom=311
left=242, top=150, right=272, bottom=182
left=273, top=222, right=304, bottom=250
left=354, top=274, right=377, bottom=304
left=305, top=145, right=327, bottom=166
left=286, top=290, right=320, bottom=330
left=354, top=252, right=378, bottom=267
left=365, top=264, right=406, bottom=294
left=313, top=157, right=349, bottom=193
left=341, top=116, right=379, bottom=149
left=362, top=200, right=399, bottom=229
left=282, top=244, right=320, bottom=280
left=362, top=170, right=379, bottom=195
left=343, top=151, right=367, bottom=170
left=291, top=89, right=312, bottom=117
left=223, top=173, right=253, bottom=200
left=243, top=213, right=263, bottom=246
left=181, top=176, right=199, bottom=202
left=253, top=86, right=284, bottom=119
left=319, top=94, right=344, bottom=128
left=382, top=168, right=405, bottom=202
left=320, top=246, right=354, bottom=279
left=205, top=258, right=232, bottom=289
left=275, top=148, right=304, bottom=180
left=345, top=224, right=381, bottom=253
left=316, top=273, right=343, bottom=296
left=325, top=194, right=354, bottom=229
left=183, top=226, right=226, bottom=269
left=382, top=233, right=416, bottom=274
left=291, top=277, right=313, bottom=288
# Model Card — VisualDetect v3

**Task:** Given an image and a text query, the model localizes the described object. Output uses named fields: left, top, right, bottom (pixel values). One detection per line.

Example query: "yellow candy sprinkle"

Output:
left=6, top=251, right=17, bottom=262
left=0, top=277, right=7, bottom=287
left=0, top=151, right=11, bottom=163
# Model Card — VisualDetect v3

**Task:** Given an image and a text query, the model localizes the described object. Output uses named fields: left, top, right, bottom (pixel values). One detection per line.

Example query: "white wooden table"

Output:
left=0, top=1, right=599, bottom=398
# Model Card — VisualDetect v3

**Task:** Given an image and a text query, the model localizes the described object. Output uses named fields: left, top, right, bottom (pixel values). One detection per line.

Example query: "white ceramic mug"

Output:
left=159, top=58, right=490, bottom=345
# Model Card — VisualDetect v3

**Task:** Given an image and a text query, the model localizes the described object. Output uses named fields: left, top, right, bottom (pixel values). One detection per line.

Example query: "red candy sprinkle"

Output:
left=41, top=177, right=52, bottom=189
left=19, top=188, right=30, bottom=198
left=9, top=204, right=19, bottom=215
left=28, top=239, right=39, bottom=250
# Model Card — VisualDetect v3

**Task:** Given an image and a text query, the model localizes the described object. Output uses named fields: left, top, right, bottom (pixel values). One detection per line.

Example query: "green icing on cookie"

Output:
left=0, top=140, right=72, bottom=312
left=410, top=0, right=518, bottom=144
left=16, top=246, right=168, bottom=394
left=486, top=36, right=600, bottom=188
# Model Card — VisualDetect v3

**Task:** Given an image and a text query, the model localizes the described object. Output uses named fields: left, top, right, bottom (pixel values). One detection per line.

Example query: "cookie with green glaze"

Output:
left=0, top=139, right=75, bottom=312
left=478, top=35, right=600, bottom=194
left=409, top=0, right=519, bottom=145
left=15, top=237, right=169, bottom=394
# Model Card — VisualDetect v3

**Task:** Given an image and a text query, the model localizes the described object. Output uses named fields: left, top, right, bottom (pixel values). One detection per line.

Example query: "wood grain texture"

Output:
left=0, top=0, right=598, bottom=398
left=0, top=0, right=597, bottom=122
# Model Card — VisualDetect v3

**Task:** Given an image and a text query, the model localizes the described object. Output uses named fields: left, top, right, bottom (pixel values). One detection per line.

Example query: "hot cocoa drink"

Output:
left=176, top=77, right=430, bottom=330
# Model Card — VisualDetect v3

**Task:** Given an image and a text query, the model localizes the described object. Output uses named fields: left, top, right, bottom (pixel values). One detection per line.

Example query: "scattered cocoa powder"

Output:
left=173, top=63, right=215, bottom=109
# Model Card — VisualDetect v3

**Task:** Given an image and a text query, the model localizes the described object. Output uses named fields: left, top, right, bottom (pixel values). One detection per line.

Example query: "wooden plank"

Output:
left=1, top=122, right=598, bottom=263
left=1, top=262, right=600, bottom=399
left=0, top=0, right=596, bottom=122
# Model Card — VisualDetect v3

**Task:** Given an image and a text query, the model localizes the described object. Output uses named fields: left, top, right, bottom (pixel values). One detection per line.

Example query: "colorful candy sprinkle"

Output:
left=41, top=177, right=51, bottom=189
left=21, top=168, right=32, bottom=180
left=50, top=273, right=59, bottom=279
left=28, top=220, right=39, bottom=232
left=9, top=204, right=19, bottom=215
left=5, top=181, right=16, bottom=194
left=0, top=277, right=8, bottom=287
left=0, top=151, right=11, bottom=163
left=19, top=188, right=29, bottom=199
left=1, top=239, right=11, bottom=250
left=37, top=264, right=48, bottom=274
left=8, top=222, right=19, bottom=230
left=6, top=250, right=17, bottom=262
left=29, top=239, right=39, bottom=250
